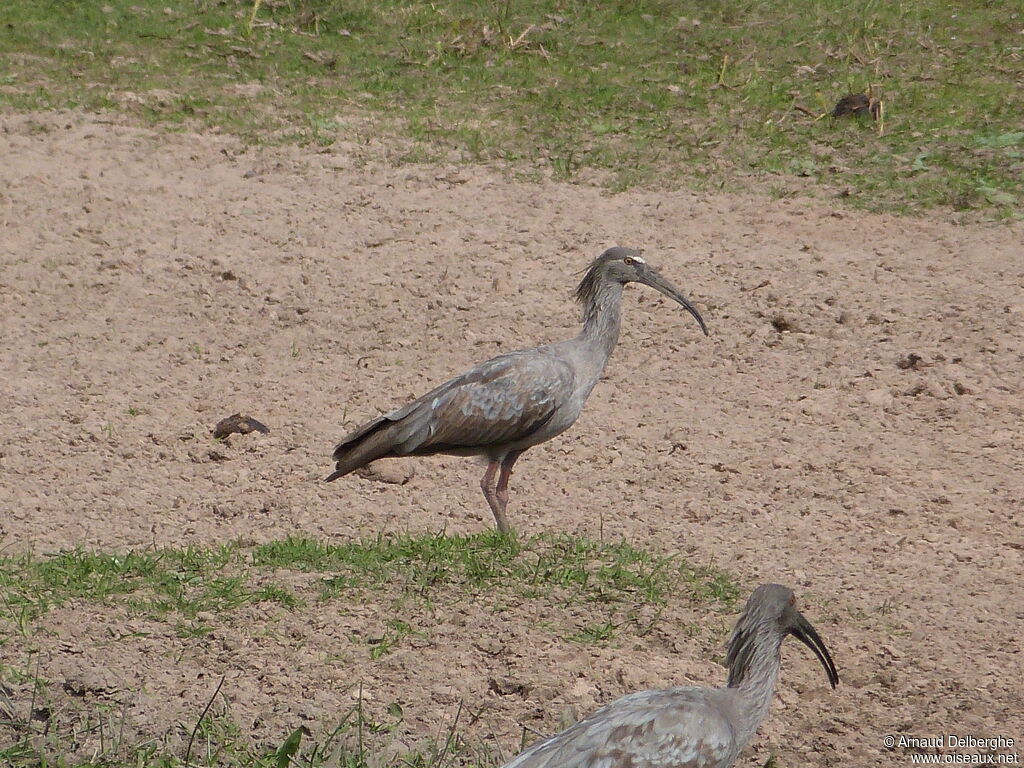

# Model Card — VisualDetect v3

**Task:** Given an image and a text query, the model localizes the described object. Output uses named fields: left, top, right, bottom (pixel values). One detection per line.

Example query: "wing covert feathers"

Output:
left=327, top=351, right=574, bottom=480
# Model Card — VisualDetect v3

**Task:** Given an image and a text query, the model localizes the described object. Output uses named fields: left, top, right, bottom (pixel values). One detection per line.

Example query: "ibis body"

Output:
left=326, top=247, right=708, bottom=532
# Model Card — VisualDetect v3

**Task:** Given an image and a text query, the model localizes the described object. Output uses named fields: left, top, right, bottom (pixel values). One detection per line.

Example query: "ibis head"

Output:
left=727, top=583, right=839, bottom=690
left=576, top=247, right=709, bottom=336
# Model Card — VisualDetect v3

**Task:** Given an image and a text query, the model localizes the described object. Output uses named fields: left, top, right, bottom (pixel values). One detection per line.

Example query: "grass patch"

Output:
left=0, top=0, right=1020, bottom=215
left=0, top=532, right=738, bottom=642
left=0, top=532, right=739, bottom=767
left=252, top=530, right=739, bottom=609
left=0, top=544, right=301, bottom=633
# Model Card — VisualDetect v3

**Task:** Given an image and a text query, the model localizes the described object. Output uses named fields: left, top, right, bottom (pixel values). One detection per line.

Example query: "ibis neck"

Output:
left=577, top=281, right=623, bottom=362
left=728, top=630, right=784, bottom=748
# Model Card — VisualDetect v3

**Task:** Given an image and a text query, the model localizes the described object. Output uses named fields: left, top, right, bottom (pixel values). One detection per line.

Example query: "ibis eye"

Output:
left=623, top=257, right=634, bottom=265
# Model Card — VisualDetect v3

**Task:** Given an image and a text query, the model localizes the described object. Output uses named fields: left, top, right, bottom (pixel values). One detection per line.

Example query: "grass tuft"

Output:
left=251, top=530, right=738, bottom=609
left=0, top=533, right=738, bottom=645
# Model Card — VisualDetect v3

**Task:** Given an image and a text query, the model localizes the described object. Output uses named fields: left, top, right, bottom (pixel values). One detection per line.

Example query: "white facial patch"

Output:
left=631, top=255, right=646, bottom=264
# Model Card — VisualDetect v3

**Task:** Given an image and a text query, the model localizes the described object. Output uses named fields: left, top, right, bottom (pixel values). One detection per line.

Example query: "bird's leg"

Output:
left=492, top=450, right=523, bottom=533
left=480, top=459, right=510, bottom=534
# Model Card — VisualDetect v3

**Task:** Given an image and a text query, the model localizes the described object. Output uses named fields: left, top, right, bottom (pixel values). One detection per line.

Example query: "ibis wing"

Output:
left=502, top=689, right=737, bottom=768
left=415, top=352, right=573, bottom=451
left=339, top=351, right=575, bottom=458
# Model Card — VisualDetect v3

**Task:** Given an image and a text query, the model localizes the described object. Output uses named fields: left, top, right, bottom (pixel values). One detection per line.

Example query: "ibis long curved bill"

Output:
left=636, top=265, right=709, bottom=336
left=791, top=613, right=840, bottom=689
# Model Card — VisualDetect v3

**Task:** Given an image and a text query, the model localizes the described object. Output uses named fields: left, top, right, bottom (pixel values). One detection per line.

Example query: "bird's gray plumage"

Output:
left=502, top=584, right=838, bottom=768
left=328, top=350, right=575, bottom=466
left=327, top=247, right=708, bottom=532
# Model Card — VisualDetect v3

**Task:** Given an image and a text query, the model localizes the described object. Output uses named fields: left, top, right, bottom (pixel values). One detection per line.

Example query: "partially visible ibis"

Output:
left=502, top=584, right=839, bottom=768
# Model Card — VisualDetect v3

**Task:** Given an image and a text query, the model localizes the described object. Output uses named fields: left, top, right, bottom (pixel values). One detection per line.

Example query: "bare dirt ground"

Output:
left=1, top=111, right=1022, bottom=765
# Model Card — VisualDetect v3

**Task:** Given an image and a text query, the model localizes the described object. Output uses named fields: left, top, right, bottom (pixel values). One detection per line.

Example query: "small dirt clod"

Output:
left=896, top=353, right=923, bottom=370
left=213, top=414, right=270, bottom=439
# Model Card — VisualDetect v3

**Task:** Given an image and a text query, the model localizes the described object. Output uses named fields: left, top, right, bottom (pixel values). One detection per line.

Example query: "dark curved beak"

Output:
left=791, top=612, right=839, bottom=689
left=637, top=268, right=709, bottom=336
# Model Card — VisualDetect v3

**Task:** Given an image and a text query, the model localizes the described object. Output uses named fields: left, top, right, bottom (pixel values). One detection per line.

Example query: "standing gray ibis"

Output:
left=325, top=247, right=708, bottom=532
left=501, top=583, right=839, bottom=768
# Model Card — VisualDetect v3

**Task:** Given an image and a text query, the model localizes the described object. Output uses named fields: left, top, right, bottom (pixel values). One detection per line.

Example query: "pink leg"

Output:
left=493, top=450, right=523, bottom=532
left=480, top=459, right=510, bottom=533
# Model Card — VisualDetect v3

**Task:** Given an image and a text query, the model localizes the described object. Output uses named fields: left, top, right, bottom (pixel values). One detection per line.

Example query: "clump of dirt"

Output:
left=213, top=413, right=271, bottom=439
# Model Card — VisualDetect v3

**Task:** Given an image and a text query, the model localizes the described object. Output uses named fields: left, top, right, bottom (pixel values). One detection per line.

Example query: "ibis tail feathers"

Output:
left=326, top=415, right=406, bottom=481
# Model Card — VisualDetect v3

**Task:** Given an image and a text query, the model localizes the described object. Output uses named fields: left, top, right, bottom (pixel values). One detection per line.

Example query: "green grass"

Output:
left=253, top=530, right=736, bottom=607
left=1, top=0, right=1020, bottom=215
left=0, top=544, right=300, bottom=633
left=0, top=532, right=740, bottom=767
left=0, top=531, right=738, bottom=646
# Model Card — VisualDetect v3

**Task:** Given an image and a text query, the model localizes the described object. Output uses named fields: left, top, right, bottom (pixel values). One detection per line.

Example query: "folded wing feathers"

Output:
left=329, top=352, right=574, bottom=478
